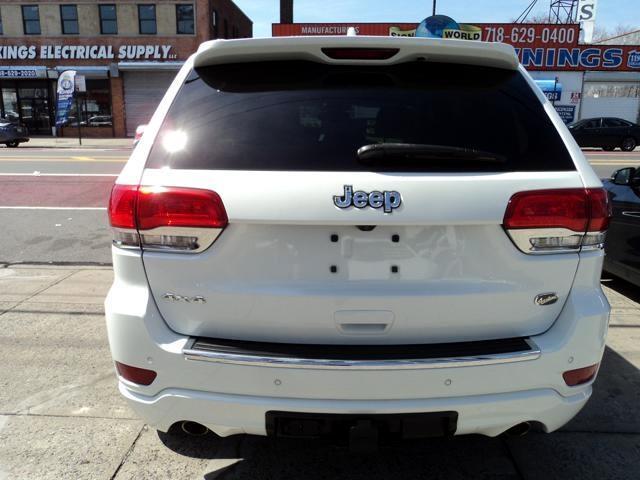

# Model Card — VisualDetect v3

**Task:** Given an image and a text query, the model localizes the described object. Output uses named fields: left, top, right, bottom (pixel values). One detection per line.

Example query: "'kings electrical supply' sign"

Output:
left=0, top=44, right=176, bottom=61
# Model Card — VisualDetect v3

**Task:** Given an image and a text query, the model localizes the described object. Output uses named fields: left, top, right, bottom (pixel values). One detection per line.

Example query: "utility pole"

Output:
left=432, top=0, right=437, bottom=16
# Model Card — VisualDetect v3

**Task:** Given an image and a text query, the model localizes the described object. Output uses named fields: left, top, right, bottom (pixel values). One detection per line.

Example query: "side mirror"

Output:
left=612, top=167, right=636, bottom=186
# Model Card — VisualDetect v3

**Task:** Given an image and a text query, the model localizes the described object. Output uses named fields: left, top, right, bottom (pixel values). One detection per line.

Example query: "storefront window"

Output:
left=2, top=89, right=19, bottom=122
left=18, top=85, right=51, bottom=134
left=66, top=79, right=112, bottom=127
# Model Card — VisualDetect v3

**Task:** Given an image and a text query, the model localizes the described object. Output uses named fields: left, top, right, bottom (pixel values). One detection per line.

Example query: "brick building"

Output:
left=0, top=0, right=252, bottom=137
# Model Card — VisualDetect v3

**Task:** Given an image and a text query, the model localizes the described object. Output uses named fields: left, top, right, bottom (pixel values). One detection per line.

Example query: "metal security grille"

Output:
left=581, top=81, right=640, bottom=123
left=123, top=71, right=175, bottom=137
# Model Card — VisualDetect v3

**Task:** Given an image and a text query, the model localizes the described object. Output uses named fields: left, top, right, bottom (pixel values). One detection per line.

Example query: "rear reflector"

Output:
left=563, top=364, right=599, bottom=386
left=115, top=361, right=157, bottom=385
left=503, top=188, right=611, bottom=254
left=321, top=47, right=399, bottom=60
left=108, top=184, right=228, bottom=252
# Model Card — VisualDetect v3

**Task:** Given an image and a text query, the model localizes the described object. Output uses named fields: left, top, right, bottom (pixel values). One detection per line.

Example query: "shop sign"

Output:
left=0, top=67, right=42, bottom=78
left=273, top=23, right=580, bottom=47
left=628, top=50, right=640, bottom=69
left=0, top=44, right=176, bottom=61
left=571, top=92, right=582, bottom=104
left=554, top=105, right=576, bottom=124
left=578, top=0, right=597, bottom=43
left=389, top=26, right=416, bottom=37
left=55, top=70, right=76, bottom=127
left=535, top=79, right=563, bottom=101
left=415, top=16, right=482, bottom=41
left=272, top=22, right=640, bottom=71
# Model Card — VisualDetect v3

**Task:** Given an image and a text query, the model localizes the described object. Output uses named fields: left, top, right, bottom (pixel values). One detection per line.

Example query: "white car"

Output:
left=106, top=35, right=611, bottom=448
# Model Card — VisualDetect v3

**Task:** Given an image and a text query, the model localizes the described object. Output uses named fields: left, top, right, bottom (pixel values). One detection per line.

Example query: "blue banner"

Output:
left=55, top=70, right=76, bottom=127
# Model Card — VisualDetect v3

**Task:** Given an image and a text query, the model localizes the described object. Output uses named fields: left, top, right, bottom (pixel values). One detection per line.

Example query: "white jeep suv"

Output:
left=106, top=36, right=611, bottom=445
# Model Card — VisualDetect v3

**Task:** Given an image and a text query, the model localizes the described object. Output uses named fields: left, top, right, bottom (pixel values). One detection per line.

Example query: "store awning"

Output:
left=55, top=66, right=109, bottom=78
left=117, top=62, right=184, bottom=71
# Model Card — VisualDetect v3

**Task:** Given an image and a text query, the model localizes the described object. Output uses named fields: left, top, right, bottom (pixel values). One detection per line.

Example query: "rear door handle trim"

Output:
left=622, top=211, right=640, bottom=218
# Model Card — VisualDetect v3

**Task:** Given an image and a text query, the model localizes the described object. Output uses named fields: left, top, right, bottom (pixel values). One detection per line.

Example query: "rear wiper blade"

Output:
left=356, top=143, right=506, bottom=164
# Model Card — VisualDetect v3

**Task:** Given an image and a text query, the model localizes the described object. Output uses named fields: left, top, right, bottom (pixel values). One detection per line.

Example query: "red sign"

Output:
left=272, top=22, right=640, bottom=72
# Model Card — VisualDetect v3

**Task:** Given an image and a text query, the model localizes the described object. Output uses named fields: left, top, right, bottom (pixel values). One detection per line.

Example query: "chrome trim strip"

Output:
left=183, top=339, right=541, bottom=370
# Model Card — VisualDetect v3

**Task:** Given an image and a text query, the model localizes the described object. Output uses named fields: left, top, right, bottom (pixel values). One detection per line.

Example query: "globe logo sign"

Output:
left=415, top=15, right=482, bottom=41
left=61, top=78, right=73, bottom=91
left=416, top=15, right=459, bottom=38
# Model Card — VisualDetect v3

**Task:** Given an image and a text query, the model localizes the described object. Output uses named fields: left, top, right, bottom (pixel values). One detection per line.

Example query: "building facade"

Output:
left=273, top=21, right=640, bottom=125
left=0, top=0, right=252, bottom=137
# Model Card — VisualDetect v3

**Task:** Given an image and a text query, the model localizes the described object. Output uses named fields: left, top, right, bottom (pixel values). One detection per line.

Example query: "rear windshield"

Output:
left=146, top=60, right=575, bottom=172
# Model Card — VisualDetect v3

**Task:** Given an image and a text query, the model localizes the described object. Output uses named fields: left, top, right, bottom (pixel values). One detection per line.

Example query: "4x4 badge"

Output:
left=333, top=185, right=402, bottom=213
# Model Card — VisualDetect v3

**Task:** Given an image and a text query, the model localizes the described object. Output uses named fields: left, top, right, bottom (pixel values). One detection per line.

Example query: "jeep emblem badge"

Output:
left=333, top=185, right=402, bottom=213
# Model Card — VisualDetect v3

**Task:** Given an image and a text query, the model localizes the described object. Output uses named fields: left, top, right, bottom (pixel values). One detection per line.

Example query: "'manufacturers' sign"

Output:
left=0, top=45, right=176, bottom=61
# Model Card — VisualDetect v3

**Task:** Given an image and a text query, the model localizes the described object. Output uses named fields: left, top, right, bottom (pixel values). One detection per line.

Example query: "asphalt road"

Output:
left=1, top=147, right=639, bottom=264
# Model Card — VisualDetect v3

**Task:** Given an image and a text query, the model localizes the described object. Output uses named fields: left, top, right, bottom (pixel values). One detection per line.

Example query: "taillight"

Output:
left=321, top=47, right=399, bottom=60
left=115, top=361, right=157, bottom=386
left=563, top=363, right=599, bottom=387
left=503, top=188, right=611, bottom=254
left=137, top=186, right=228, bottom=230
left=108, top=184, right=138, bottom=229
left=108, top=184, right=228, bottom=253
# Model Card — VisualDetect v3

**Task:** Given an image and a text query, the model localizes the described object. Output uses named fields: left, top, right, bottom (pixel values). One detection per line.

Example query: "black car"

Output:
left=568, top=117, right=639, bottom=151
left=0, top=117, right=29, bottom=147
left=603, top=167, right=640, bottom=286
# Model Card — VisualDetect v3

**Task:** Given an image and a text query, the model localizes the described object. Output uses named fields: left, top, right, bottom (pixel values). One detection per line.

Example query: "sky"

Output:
left=233, top=0, right=640, bottom=39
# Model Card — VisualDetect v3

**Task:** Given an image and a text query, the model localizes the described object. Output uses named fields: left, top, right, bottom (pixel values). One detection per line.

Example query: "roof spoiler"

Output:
left=193, top=36, right=519, bottom=71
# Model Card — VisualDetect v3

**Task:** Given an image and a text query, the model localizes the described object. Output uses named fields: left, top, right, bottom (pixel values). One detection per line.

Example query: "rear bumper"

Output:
left=105, top=248, right=610, bottom=437
left=119, top=382, right=590, bottom=437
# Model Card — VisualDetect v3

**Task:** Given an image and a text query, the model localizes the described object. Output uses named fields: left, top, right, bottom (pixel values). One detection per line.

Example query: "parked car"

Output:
left=87, top=115, right=113, bottom=127
left=603, top=167, right=640, bottom=286
left=133, top=124, right=147, bottom=147
left=0, top=117, right=29, bottom=147
left=106, top=36, right=611, bottom=448
left=568, top=117, right=640, bottom=151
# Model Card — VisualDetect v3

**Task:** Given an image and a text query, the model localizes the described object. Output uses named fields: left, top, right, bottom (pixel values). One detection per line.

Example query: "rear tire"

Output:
left=602, top=146, right=615, bottom=151
left=5, top=141, right=19, bottom=148
left=621, top=137, right=637, bottom=152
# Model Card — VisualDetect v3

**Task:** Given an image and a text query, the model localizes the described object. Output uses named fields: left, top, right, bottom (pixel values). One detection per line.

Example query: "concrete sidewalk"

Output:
left=0, top=264, right=639, bottom=479
left=17, top=137, right=132, bottom=149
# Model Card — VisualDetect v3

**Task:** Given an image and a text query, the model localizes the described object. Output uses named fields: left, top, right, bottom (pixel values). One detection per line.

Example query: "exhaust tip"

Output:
left=180, top=421, right=209, bottom=436
left=503, top=422, right=531, bottom=437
